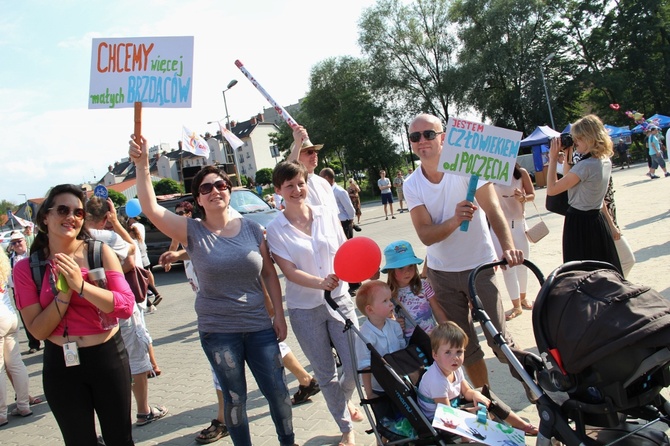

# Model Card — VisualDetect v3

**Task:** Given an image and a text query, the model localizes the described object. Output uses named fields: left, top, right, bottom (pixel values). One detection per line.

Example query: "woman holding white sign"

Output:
left=546, top=114, right=622, bottom=273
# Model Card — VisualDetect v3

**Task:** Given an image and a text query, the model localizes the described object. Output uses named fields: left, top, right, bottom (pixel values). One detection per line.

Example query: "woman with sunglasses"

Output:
left=12, top=184, right=136, bottom=445
left=547, top=114, right=622, bottom=273
left=129, top=135, right=295, bottom=446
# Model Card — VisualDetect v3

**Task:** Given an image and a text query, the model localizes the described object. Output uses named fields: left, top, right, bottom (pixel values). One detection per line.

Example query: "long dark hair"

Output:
left=31, top=184, right=91, bottom=257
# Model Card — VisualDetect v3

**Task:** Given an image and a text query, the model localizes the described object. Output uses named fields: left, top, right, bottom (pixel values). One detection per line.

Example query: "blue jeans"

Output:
left=199, top=328, right=294, bottom=446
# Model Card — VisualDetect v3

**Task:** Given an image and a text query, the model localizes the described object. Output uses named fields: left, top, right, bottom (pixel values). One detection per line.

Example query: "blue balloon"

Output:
left=126, top=198, right=142, bottom=218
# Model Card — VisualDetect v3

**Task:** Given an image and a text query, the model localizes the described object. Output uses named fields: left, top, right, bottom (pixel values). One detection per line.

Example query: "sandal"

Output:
left=521, top=299, right=534, bottom=310
left=505, top=307, right=523, bottom=321
left=292, top=378, right=320, bottom=405
left=136, top=405, right=168, bottom=426
left=10, top=408, right=33, bottom=417
left=29, top=396, right=43, bottom=405
left=195, top=419, right=229, bottom=444
left=152, top=294, right=163, bottom=306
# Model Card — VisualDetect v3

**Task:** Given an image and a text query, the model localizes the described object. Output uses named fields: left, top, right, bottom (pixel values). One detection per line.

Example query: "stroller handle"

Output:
left=468, top=259, right=545, bottom=311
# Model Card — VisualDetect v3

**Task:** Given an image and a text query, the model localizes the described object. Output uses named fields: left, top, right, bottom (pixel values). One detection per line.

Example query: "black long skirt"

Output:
left=562, top=207, right=623, bottom=274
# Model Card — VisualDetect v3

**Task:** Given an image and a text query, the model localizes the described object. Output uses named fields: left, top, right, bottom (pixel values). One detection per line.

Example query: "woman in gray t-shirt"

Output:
left=130, top=137, right=295, bottom=446
left=546, top=114, right=622, bottom=273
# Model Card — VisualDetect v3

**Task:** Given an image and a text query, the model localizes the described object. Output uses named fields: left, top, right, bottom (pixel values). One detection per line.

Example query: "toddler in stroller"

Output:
left=417, top=321, right=538, bottom=436
left=351, top=280, right=535, bottom=445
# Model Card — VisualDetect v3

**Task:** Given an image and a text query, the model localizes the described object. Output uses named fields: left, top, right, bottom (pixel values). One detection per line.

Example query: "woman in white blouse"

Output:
left=266, top=161, right=361, bottom=446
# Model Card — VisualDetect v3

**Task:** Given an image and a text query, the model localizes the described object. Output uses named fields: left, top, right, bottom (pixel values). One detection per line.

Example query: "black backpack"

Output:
left=29, top=240, right=102, bottom=294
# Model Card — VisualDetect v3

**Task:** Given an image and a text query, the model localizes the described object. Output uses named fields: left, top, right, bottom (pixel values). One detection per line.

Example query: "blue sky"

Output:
left=0, top=0, right=376, bottom=202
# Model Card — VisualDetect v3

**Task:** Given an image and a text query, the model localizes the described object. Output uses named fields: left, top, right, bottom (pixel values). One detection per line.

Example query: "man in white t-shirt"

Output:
left=403, top=113, right=523, bottom=388
left=377, top=170, right=395, bottom=220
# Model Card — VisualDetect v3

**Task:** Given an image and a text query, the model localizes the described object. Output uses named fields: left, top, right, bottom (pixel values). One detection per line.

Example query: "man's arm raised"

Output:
left=287, top=125, right=309, bottom=163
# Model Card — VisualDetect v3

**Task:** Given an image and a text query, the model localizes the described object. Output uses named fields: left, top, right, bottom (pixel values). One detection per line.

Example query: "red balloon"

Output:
left=333, top=237, right=382, bottom=283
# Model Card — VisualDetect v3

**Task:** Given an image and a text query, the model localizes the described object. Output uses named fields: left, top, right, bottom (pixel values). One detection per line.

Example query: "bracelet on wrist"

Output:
left=55, top=296, right=70, bottom=305
left=78, top=281, right=85, bottom=297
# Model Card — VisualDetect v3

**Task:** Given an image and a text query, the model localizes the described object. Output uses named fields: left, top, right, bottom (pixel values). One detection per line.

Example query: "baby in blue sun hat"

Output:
left=382, top=241, right=448, bottom=340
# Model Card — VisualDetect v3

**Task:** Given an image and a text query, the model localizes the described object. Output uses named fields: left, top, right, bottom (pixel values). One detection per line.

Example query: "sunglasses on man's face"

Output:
left=409, top=130, right=444, bottom=143
left=49, top=205, right=85, bottom=219
left=302, top=149, right=318, bottom=156
left=175, top=210, right=187, bottom=216
left=10, top=240, right=24, bottom=245
left=198, top=179, right=231, bottom=195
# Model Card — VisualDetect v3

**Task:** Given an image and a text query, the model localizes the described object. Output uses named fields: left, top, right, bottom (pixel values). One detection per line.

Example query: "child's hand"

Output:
left=397, top=316, right=406, bottom=330
left=471, top=390, right=491, bottom=408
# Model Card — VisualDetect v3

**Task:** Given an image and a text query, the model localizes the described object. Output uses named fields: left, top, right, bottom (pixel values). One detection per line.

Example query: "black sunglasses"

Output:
left=175, top=211, right=186, bottom=216
left=10, top=239, right=24, bottom=245
left=198, top=179, right=231, bottom=195
left=409, top=130, right=444, bottom=143
left=49, top=205, right=85, bottom=219
left=302, top=149, right=317, bottom=156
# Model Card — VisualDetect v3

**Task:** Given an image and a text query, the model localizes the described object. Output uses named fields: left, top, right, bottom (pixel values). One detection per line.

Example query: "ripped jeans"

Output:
left=199, top=328, right=294, bottom=446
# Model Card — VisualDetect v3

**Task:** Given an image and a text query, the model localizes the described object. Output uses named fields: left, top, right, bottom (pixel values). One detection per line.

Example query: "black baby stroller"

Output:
left=324, top=292, right=454, bottom=446
left=468, top=259, right=670, bottom=445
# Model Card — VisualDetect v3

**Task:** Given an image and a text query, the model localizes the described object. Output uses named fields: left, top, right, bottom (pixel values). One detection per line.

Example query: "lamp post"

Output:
left=222, top=79, right=242, bottom=185
left=18, top=194, right=31, bottom=221
left=540, top=53, right=556, bottom=129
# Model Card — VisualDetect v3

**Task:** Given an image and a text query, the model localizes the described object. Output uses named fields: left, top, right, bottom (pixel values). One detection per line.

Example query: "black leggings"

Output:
left=43, top=331, right=134, bottom=446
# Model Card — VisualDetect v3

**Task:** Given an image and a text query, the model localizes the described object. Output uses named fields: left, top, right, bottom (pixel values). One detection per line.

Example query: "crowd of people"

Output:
left=0, top=111, right=639, bottom=445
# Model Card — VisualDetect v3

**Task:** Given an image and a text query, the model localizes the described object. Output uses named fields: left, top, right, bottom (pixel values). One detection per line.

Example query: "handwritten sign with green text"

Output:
left=439, top=118, right=522, bottom=186
left=88, top=36, right=194, bottom=109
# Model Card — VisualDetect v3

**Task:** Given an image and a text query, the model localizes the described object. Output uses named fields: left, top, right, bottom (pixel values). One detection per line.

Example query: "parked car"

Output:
left=0, top=230, right=16, bottom=251
left=120, top=188, right=281, bottom=266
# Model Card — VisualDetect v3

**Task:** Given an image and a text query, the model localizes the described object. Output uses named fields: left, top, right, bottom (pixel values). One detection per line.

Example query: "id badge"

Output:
left=63, top=342, right=80, bottom=367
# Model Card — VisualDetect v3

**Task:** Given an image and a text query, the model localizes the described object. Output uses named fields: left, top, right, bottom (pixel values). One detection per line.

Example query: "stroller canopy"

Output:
left=543, top=269, right=670, bottom=374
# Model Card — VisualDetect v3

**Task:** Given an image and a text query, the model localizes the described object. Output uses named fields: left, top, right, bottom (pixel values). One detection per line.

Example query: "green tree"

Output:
left=556, top=0, right=670, bottom=123
left=255, top=168, right=273, bottom=186
left=0, top=199, right=16, bottom=217
left=304, top=57, right=403, bottom=181
left=108, top=189, right=127, bottom=208
left=153, top=178, right=183, bottom=195
left=359, top=0, right=460, bottom=123
left=449, top=0, right=578, bottom=133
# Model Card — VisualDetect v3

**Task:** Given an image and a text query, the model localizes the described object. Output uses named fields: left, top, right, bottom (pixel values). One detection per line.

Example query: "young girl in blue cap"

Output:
left=382, top=240, right=448, bottom=340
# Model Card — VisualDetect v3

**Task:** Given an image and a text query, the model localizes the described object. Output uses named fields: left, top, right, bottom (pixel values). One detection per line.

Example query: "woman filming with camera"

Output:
left=547, top=115, right=622, bottom=273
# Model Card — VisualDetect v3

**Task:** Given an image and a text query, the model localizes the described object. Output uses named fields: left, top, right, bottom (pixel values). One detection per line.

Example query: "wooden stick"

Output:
left=134, top=102, right=142, bottom=140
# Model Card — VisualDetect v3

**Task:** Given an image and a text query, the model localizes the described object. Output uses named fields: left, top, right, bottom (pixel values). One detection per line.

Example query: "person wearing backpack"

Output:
left=12, top=184, right=135, bottom=445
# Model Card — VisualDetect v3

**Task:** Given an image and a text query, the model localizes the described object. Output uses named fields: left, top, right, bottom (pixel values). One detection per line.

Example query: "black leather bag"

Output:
left=546, top=191, right=569, bottom=215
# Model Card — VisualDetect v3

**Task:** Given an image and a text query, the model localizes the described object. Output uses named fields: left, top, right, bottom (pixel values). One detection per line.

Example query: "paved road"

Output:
left=2, top=163, right=669, bottom=445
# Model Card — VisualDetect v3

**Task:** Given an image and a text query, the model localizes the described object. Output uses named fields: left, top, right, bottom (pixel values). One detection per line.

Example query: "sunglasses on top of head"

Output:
left=198, top=179, right=231, bottom=195
left=409, top=130, right=444, bottom=143
left=48, top=205, right=85, bottom=219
